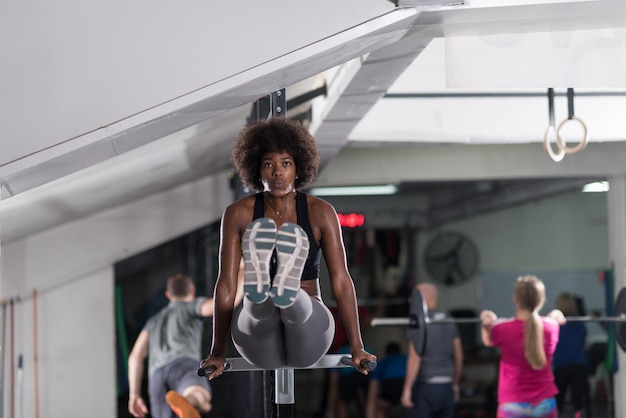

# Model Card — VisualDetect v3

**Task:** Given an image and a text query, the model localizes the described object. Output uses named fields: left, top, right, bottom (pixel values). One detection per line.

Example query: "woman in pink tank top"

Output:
left=480, top=275, right=566, bottom=418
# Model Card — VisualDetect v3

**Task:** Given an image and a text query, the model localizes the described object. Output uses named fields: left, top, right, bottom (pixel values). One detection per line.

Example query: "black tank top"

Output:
left=253, top=192, right=321, bottom=280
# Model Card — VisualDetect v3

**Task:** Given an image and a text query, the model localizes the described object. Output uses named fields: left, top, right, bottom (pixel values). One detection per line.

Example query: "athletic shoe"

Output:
left=271, top=222, right=309, bottom=308
left=242, top=217, right=277, bottom=303
left=165, top=390, right=201, bottom=418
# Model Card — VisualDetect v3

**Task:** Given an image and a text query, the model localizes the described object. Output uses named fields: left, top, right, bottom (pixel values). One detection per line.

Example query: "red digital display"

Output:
left=337, top=213, right=365, bottom=228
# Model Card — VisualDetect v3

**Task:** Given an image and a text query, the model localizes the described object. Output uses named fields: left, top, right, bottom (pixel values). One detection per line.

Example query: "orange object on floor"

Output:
left=165, top=390, right=201, bottom=418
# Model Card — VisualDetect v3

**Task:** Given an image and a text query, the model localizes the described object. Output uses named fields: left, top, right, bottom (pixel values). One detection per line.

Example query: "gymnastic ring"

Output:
left=556, top=116, right=588, bottom=154
left=543, top=125, right=565, bottom=162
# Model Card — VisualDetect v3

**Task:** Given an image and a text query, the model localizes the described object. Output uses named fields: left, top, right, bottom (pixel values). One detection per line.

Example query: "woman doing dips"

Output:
left=200, top=118, right=376, bottom=378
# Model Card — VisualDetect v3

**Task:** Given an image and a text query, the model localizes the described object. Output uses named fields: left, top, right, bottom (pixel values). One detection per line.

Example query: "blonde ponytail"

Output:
left=524, top=311, right=546, bottom=369
left=514, top=275, right=547, bottom=370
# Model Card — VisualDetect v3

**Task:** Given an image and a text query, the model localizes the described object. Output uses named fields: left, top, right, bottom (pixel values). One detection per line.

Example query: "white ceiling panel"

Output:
left=4, top=0, right=626, bottom=239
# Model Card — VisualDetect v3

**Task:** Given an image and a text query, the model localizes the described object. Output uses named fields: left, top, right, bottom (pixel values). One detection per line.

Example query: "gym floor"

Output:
left=454, top=403, right=614, bottom=418
left=117, top=366, right=617, bottom=417
left=295, top=370, right=617, bottom=418
left=320, top=401, right=615, bottom=418
left=131, top=382, right=616, bottom=418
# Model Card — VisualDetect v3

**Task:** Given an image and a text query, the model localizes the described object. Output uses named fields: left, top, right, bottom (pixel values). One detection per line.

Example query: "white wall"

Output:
left=428, top=190, right=609, bottom=311
left=1, top=172, right=232, bottom=418
left=416, top=190, right=611, bottom=349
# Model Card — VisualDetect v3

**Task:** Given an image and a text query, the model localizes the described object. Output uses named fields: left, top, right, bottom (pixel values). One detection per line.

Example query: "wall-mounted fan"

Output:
left=423, top=232, right=480, bottom=286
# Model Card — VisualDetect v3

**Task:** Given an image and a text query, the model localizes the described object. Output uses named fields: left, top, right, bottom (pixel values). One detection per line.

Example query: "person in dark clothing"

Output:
left=401, top=283, right=463, bottom=418
left=326, top=343, right=372, bottom=418
left=366, top=341, right=407, bottom=418
left=552, top=292, right=589, bottom=418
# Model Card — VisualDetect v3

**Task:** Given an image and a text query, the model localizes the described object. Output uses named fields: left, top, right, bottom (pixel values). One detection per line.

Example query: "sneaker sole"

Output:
left=242, top=217, right=277, bottom=303
left=165, top=390, right=201, bottom=418
left=271, top=222, right=309, bottom=308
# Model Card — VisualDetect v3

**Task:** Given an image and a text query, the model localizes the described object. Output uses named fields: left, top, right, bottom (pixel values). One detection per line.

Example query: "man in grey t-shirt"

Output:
left=128, top=271, right=242, bottom=418
left=401, top=283, right=464, bottom=418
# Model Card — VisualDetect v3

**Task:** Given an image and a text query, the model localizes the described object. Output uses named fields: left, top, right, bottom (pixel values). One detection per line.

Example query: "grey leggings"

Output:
left=231, top=290, right=335, bottom=369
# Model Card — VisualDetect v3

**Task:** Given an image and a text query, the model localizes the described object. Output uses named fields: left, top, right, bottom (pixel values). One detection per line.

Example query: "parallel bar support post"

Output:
left=274, top=369, right=295, bottom=418
left=196, top=355, right=374, bottom=418
left=274, top=368, right=295, bottom=404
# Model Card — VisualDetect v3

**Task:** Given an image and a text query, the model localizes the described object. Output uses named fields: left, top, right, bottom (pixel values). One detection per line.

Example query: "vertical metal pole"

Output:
left=270, top=88, right=287, bottom=418
left=226, top=89, right=291, bottom=417
left=9, top=300, right=14, bottom=418
left=236, top=88, right=288, bottom=418
left=0, top=302, right=5, bottom=418
left=0, top=183, right=3, bottom=418
left=273, top=369, right=295, bottom=418
left=607, top=176, right=626, bottom=418
left=32, top=290, right=39, bottom=418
